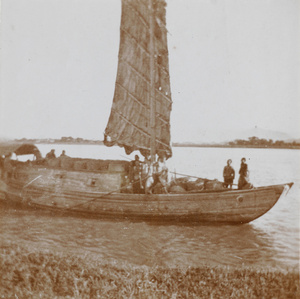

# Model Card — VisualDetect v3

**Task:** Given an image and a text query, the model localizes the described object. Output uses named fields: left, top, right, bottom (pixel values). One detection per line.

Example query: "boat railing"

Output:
left=11, top=157, right=130, bottom=174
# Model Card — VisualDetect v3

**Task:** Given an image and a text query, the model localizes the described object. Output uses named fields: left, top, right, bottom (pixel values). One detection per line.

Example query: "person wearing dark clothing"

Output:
left=3, top=153, right=13, bottom=180
left=149, top=156, right=168, bottom=194
left=223, top=159, right=235, bottom=189
left=60, top=150, right=67, bottom=157
left=46, top=149, right=56, bottom=159
left=238, top=157, right=253, bottom=189
left=130, top=155, right=142, bottom=194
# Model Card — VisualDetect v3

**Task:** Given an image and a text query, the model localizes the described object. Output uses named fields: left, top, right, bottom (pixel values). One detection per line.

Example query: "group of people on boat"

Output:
left=128, top=154, right=168, bottom=194
left=128, top=154, right=253, bottom=194
left=0, top=149, right=69, bottom=180
left=35, top=149, right=68, bottom=165
left=45, top=149, right=67, bottom=160
left=223, top=157, right=253, bottom=190
left=1, top=146, right=253, bottom=192
left=127, top=154, right=253, bottom=194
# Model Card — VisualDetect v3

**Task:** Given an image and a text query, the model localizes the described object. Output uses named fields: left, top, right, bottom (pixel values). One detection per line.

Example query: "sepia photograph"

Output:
left=0, top=0, right=299, bottom=297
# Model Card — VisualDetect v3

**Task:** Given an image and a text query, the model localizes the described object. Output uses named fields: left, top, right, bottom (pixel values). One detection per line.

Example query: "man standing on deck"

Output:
left=130, top=155, right=142, bottom=194
left=149, top=156, right=168, bottom=194
left=223, top=159, right=235, bottom=189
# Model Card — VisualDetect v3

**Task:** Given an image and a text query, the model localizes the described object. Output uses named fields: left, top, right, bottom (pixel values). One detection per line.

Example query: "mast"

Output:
left=149, top=0, right=156, bottom=164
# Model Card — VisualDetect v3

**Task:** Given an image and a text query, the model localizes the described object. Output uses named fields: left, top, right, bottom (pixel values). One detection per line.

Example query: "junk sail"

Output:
left=104, top=0, right=172, bottom=159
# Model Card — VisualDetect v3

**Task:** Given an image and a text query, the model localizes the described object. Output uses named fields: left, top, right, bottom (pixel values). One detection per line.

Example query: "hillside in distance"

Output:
left=172, top=127, right=300, bottom=149
left=173, top=127, right=297, bottom=145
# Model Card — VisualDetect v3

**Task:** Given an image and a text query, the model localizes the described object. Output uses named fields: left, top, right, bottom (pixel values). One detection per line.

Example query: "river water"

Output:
left=1, top=144, right=299, bottom=271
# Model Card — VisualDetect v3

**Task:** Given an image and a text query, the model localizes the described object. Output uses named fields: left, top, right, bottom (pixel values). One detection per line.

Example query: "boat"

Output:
left=0, top=0, right=293, bottom=224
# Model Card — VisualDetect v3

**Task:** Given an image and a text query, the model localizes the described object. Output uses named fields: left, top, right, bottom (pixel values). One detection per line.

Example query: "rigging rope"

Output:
left=65, top=175, right=153, bottom=211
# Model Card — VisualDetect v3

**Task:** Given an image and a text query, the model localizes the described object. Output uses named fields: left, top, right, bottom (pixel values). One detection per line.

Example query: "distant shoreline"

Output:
left=10, top=140, right=300, bottom=150
left=172, top=144, right=300, bottom=150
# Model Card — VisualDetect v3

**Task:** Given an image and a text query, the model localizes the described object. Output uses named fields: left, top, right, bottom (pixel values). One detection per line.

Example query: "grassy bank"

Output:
left=0, top=244, right=299, bottom=299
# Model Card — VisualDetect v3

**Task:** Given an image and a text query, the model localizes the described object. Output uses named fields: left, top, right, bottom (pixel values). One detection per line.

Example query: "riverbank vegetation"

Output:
left=173, top=137, right=300, bottom=149
left=227, top=136, right=300, bottom=149
left=0, top=244, right=299, bottom=298
left=12, top=136, right=300, bottom=149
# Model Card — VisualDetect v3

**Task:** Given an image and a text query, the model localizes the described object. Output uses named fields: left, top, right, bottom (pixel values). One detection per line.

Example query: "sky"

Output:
left=0, top=0, right=299, bottom=143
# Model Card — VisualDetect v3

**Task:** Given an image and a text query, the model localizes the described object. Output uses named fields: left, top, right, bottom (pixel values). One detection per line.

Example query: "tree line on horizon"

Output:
left=228, top=136, right=300, bottom=148
left=13, top=136, right=300, bottom=148
left=14, top=136, right=102, bottom=144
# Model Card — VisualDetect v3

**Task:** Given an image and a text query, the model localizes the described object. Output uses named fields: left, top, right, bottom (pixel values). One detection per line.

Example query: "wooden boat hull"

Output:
left=0, top=168, right=292, bottom=224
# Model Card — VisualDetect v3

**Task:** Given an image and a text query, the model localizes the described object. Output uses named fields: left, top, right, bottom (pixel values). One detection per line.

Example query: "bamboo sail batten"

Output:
left=120, top=26, right=172, bottom=92
left=109, top=107, right=171, bottom=151
left=104, top=0, right=172, bottom=158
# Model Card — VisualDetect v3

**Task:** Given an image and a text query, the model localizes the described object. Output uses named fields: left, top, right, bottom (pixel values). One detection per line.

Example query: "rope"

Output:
left=66, top=174, right=152, bottom=211
left=23, top=175, right=42, bottom=188
left=169, top=171, right=208, bottom=180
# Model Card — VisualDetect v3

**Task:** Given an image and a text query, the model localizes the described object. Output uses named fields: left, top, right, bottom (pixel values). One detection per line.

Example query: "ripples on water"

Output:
left=0, top=145, right=299, bottom=270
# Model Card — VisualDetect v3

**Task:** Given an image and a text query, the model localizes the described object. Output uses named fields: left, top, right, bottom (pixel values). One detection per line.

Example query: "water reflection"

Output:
left=0, top=207, right=296, bottom=270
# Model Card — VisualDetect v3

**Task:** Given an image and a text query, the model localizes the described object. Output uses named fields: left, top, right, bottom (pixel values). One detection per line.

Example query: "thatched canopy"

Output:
left=0, top=143, right=40, bottom=156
